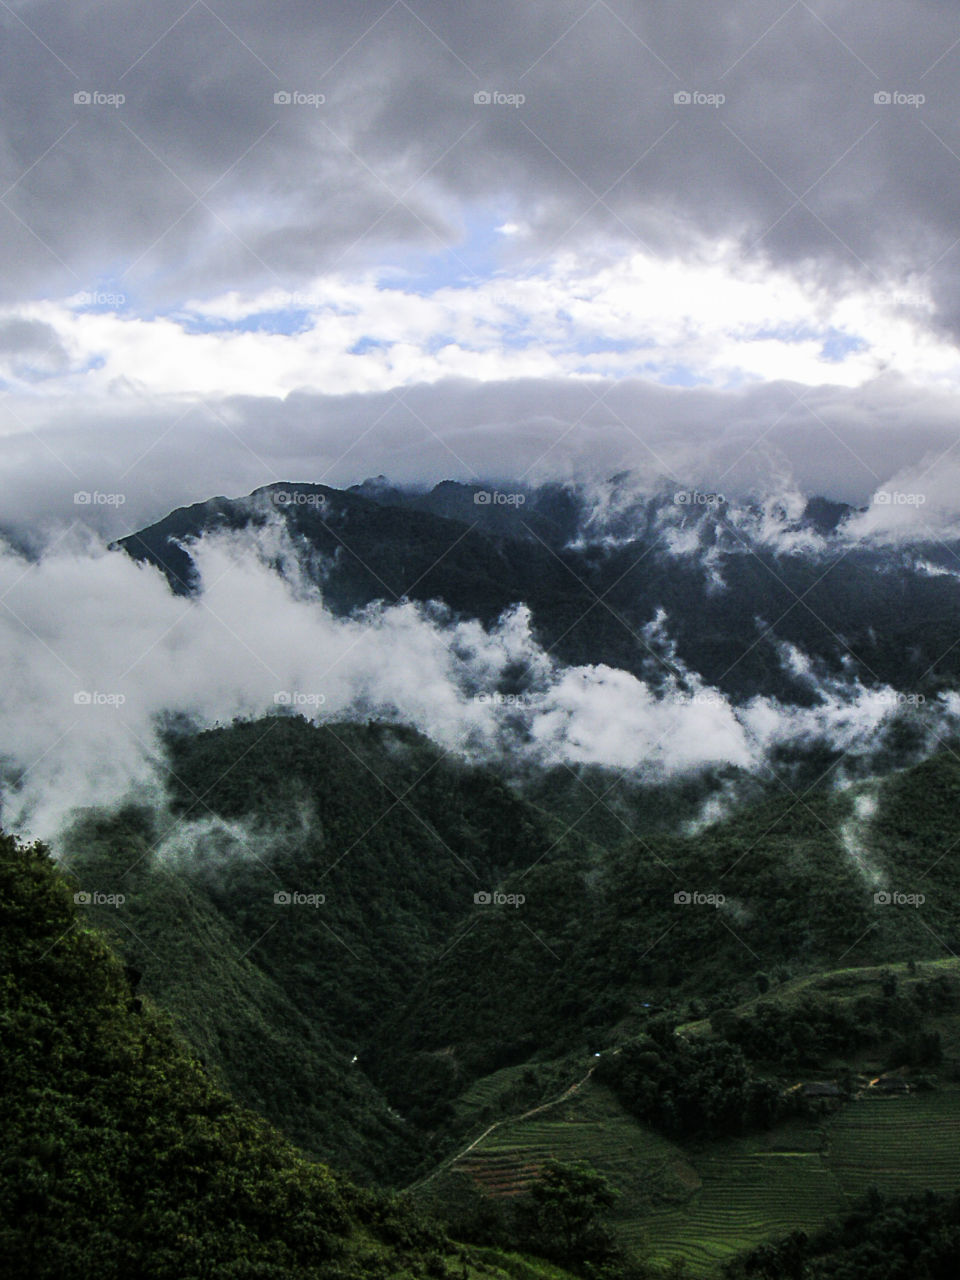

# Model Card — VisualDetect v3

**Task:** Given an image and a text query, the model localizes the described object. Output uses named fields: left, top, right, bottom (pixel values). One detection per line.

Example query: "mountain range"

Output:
left=5, top=473, right=960, bottom=1278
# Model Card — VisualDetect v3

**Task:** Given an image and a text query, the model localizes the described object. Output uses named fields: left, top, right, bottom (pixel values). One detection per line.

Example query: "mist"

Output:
left=0, top=519, right=953, bottom=843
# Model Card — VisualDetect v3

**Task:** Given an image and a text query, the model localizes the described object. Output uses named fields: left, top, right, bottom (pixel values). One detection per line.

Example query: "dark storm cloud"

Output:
left=3, top=0, right=960, bottom=318
left=0, top=317, right=68, bottom=373
left=2, top=372, right=956, bottom=540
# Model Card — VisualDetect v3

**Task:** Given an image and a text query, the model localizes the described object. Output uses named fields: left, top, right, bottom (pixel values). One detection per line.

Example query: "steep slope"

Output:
left=61, top=716, right=960, bottom=1166
left=374, top=748, right=960, bottom=1124
left=60, top=717, right=594, bottom=1183
left=1, top=831, right=584, bottom=1280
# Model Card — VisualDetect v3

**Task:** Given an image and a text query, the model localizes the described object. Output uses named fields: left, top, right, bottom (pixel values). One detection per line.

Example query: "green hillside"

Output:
left=378, top=750, right=960, bottom=1127
left=58, top=717, right=598, bottom=1182
left=419, top=952, right=960, bottom=1276
left=0, top=830, right=590, bottom=1280
left=43, top=718, right=960, bottom=1275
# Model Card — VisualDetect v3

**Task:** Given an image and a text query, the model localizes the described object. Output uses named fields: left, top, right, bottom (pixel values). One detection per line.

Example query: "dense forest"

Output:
left=8, top=703, right=953, bottom=1276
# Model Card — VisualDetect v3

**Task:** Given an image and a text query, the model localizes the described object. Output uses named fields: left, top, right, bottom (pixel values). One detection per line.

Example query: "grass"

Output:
left=825, top=1086, right=960, bottom=1199
left=454, top=1063, right=542, bottom=1121
left=436, top=1077, right=960, bottom=1276
left=430, top=959, right=960, bottom=1276
left=677, top=958, right=960, bottom=1038
left=464, top=1246, right=578, bottom=1278
left=638, top=1144, right=845, bottom=1275
left=432, top=1078, right=846, bottom=1276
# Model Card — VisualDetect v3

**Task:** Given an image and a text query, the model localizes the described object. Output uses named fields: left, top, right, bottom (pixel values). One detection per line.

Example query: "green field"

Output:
left=430, top=1079, right=841, bottom=1275
left=456, top=1083, right=686, bottom=1201
left=416, top=957, right=960, bottom=1275
left=453, top=1062, right=546, bottom=1122
left=637, top=1158, right=841, bottom=1274
left=826, top=1087, right=960, bottom=1199
left=429, top=1074, right=960, bottom=1277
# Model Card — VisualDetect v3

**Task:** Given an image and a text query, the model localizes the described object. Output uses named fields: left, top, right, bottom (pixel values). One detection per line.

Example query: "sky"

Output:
left=3, top=0, right=960, bottom=537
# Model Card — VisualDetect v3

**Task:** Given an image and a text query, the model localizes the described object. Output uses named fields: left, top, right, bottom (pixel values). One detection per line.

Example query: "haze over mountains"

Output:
left=7, top=474, right=960, bottom=1275
left=1, top=472, right=958, bottom=844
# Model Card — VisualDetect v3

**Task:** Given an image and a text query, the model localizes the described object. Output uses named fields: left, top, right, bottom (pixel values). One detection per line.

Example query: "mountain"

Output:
left=58, top=717, right=597, bottom=1183
left=116, top=478, right=960, bottom=704
left=57, top=713, right=960, bottom=1144
left=40, top=711, right=960, bottom=1275
left=11, top=473, right=960, bottom=1276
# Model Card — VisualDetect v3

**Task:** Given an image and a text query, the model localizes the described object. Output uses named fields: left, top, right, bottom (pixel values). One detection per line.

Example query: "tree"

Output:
left=525, top=1159, right=619, bottom=1268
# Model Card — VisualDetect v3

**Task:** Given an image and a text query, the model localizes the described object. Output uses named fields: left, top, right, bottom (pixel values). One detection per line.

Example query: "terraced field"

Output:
left=454, top=1063, right=537, bottom=1119
left=825, top=1087, right=960, bottom=1198
left=438, top=1080, right=848, bottom=1276
left=638, top=1147, right=845, bottom=1275
left=442, top=1080, right=691, bottom=1206
left=425, top=1023, right=960, bottom=1276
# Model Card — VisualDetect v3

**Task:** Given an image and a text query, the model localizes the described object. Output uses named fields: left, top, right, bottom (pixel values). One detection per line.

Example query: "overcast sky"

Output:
left=4, top=0, right=960, bottom=535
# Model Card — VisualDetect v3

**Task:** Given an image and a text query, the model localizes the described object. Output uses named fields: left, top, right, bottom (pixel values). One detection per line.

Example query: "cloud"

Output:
left=6, top=369, right=960, bottom=545
left=3, top=4, right=960, bottom=545
left=4, top=2, right=960, bottom=869
left=1, top=519, right=952, bottom=844
left=842, top=456, right=960, bottom=543
left=529, top=665, right=753, bottom=771
left=838, top=785, right=884, bottom=887
left=4, top=1, right=960, bottom=315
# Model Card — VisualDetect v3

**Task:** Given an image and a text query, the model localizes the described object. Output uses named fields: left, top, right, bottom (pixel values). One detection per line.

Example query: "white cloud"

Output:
left=1, top=241, right=957, bottom=414
left=2, top=521, right=953, bottom=846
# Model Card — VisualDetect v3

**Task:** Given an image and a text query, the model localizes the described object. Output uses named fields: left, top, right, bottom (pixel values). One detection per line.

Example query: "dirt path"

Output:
left=409, top=1061, right=597, bottom=1193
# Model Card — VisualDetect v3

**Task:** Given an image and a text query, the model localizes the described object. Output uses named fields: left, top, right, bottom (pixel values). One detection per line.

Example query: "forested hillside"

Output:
left=1, top=832, right=557, bottom=1280
left=56, top=715, right=960, bottom=1185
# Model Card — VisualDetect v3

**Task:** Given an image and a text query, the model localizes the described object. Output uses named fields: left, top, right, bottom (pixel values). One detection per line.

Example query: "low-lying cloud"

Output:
left=0, top=520, right=953, bottom=842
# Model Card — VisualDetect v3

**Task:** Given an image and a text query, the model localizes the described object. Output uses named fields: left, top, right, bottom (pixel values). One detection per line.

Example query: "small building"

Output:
left=869, top=1074, right=910, bottom=1094
left=784, top=1081, right=842, bottom=1099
